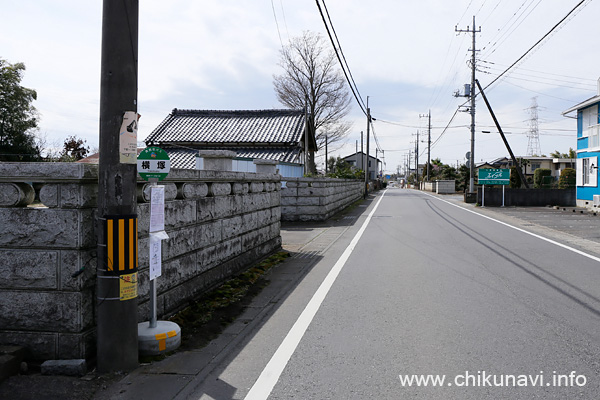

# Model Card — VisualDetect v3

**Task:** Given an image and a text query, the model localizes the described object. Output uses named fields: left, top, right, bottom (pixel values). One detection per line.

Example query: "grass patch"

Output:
left=168, top=251, right=290, bottom=351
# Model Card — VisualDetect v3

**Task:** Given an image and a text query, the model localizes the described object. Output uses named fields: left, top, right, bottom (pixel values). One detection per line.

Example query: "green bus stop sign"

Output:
left=137, top=147, right=170, bottom=181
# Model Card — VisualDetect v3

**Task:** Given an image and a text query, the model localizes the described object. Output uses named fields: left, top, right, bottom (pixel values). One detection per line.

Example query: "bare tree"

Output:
left=273, top=31, right=352, bottom=171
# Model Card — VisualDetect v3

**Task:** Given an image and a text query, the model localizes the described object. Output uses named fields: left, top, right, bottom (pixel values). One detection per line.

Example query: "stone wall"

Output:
left=0, top=163, right=281, bottom=360
left=281, top=178, right=364, bottom=221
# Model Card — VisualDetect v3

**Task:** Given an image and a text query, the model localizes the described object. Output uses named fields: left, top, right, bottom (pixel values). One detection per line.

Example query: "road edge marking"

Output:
left=244, top=191, right=387, bottom=400
left=423, top=191, right=600, bottom=264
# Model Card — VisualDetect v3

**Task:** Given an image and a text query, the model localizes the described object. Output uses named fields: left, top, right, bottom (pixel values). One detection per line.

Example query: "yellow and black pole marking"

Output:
left=105, top=215, right=138, bottom=275
left=155, top=330, right=178, bottom=352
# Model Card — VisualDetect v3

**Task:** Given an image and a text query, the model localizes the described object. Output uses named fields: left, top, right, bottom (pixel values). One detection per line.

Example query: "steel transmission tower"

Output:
left=526, top=97, right=541, bottom=156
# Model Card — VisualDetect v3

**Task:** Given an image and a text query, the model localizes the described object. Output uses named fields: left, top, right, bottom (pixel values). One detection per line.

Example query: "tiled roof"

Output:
left=146, top=109, right=307, bottom=145
left=165, top=146, right=301, bottom=170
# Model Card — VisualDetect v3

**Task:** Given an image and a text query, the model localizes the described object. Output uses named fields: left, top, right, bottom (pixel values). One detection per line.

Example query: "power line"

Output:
left=314, top=0, right=367, bottom=116
left=482, top=0, right=543, bottom=57
left=487, top=61, right=597, bottom=83
left=483, top=0, right=590, bottom=92
left=432, top=108, right=460, bottom=149
left=271, top=0, right=284, bottom=47
left=435, top=0, right=590, bottom=159
left=320, top=0, right=367, bottom=111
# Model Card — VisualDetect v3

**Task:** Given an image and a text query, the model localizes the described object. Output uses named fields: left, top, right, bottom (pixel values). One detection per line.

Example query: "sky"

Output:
left=2, top=0, right=599, bottom=174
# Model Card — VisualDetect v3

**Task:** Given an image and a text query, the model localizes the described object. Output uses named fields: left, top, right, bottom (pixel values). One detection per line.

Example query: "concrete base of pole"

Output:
left=138, top=321, right=181, bottom=356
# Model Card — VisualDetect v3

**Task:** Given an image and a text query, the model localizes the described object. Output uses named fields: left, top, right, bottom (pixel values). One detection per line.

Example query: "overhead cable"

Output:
left=320, top=0, right=367, bottom=111
left=482, top=0, right=590, bottom=92
left=315, top=0, right=367, bottom=116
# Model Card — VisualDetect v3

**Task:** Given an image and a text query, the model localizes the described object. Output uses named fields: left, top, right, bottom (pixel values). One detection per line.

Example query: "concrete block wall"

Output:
left=0, top=163, right=281, bottom=361
left=436, top=180, right=456, bottom=194
left=281, top=178, right=363, bottom=221
left=423, top=182, right=436, bottom=192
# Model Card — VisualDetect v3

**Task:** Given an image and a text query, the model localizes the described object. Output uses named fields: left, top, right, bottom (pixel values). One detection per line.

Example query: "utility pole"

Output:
left=325, top=135, right=328, bottom=174
left=415, top=130, right=420, bottom=187
left=365, top=98, right=371, bottom=199
left=408, top=151, right=412, bottom=184
left=97, top=0, right=139, bottom=372
left=304, top=96, right=309, bottom=175
left=375, top=148, right=378, bottom=178
left=420, top=111, right=432, bottom=181
left=360, top=131, right=363, bottom=171
left=456, top=16, right=480, bottom=193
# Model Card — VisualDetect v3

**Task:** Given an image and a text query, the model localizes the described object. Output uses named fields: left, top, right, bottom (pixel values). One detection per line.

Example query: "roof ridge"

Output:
left=171, top=108, right=304, bottom=116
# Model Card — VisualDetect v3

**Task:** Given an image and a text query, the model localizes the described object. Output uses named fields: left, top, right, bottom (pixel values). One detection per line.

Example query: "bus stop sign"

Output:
left=137, top=147, right=170, bottom=181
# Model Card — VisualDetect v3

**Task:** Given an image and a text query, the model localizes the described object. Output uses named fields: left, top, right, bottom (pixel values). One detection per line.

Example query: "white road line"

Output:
left=423, top=192, right=600, bottom=264
left=244, top=191, right=387, bottom=400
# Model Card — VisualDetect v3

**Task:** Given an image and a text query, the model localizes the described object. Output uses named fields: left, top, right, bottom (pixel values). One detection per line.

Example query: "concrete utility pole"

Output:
left=420, top=111, right=432, bottom=181
left=360, top=131, right=363, bottom=171
left=97, top=0, right=139, bottom=372
left=415, top=130, right=420, bottom=187
left=365, top=101, right=371, bottom=199
left=456, top=16, right=480, bottom=193
left=304, top=96, right=310, bottom=175
left=325, top=135, right=328, bottom=174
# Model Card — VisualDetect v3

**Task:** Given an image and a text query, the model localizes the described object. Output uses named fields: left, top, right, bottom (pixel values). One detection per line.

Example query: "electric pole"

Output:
left=360, top=131, right=363, bottom=171
left=456, top=16, right=480, bottom=193
left=365, top=98, right=371, bottom=199
left=375, top=148, right=378, bottom=178
left=304, top=96, right=309, bottom=175
left=420, top=111, right=432, bottom=181
left=97, top=0, right=139, bottom=372
left=414, top=130, right=420, bottom=188
left=325, top=135, right=328, bottom=174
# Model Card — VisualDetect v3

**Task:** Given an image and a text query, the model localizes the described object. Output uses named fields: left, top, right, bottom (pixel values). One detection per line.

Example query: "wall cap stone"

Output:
left=197, top=150, right=237, bottom=159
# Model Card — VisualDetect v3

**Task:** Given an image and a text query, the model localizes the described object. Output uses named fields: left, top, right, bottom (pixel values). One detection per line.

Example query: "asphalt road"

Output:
left=189, top=188, right=600, bottom=399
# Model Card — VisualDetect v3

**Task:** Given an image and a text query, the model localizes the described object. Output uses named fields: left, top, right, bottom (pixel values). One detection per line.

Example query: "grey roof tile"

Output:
left=146, top=109, right=306, bottom=145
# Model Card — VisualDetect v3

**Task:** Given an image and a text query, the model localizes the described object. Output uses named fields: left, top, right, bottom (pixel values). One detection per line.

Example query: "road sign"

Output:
left=137, top=147, right=170, bottom=181
left=478, top=168, right=510, bottom=185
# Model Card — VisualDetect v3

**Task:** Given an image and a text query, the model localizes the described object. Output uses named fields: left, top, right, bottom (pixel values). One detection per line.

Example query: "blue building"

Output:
left=563, top=83, right=600, bottom=207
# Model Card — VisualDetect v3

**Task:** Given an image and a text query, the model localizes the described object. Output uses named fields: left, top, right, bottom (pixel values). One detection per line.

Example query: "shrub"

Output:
left=533, top=168, right=552, bottom=188
left=558, top=168, right=576, bottom=189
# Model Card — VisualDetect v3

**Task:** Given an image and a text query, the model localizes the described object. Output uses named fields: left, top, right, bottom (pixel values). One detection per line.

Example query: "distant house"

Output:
left=476, top=156, right=573, bottom=182
left=563, top=82, right=600, bottom=207
left=144, top=109, right=316, bottom=177
left=341, top=151, right=381, bottom=180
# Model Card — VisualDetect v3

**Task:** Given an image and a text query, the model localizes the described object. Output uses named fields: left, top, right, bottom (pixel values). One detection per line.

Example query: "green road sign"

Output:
left=478, top=168, right=510, bottom=185
left=137, top=147, right=170, bottom=181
